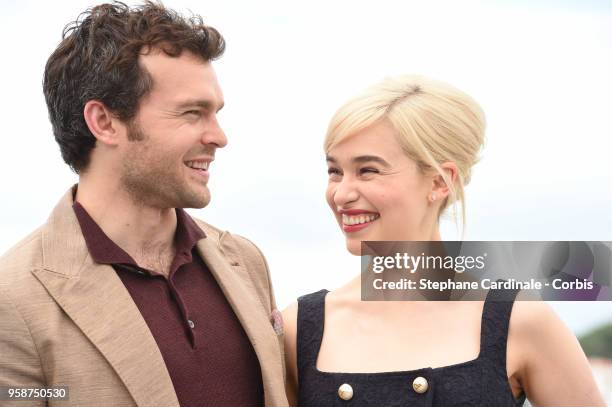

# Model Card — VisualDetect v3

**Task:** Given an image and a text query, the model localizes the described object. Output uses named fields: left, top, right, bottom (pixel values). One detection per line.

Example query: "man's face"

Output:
left=120, top=50, right=226, bottom=209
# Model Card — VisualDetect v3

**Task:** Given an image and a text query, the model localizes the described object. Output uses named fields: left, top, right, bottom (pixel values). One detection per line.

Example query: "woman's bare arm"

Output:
left=510, top=299, right=606, bottom=407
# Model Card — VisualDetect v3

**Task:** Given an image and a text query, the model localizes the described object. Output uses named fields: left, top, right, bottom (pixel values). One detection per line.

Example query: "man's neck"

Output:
left=75, top=177, right=178, bottom=272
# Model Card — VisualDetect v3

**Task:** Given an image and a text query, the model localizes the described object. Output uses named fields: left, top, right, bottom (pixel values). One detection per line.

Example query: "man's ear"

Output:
left=83, top=100, right=123, bottom=146
left=430, top=162, right=458, bottom=202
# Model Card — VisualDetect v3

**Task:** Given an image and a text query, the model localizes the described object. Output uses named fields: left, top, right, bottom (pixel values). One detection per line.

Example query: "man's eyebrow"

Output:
left=175, top=99, right=224, bottom=112
left=326, top=154, right=391, bottom=167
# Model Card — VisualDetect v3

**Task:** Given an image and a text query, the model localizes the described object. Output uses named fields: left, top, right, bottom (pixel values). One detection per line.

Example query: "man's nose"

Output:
left=202, top=114, right=227, bottom=148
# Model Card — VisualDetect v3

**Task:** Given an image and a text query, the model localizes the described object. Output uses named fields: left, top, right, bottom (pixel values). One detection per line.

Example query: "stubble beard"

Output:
left=120, top=123, right=211, bottom=209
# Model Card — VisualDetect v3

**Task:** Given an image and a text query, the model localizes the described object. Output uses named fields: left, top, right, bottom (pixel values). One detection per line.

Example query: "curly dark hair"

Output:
left=43, top=1, right=225, bottom=173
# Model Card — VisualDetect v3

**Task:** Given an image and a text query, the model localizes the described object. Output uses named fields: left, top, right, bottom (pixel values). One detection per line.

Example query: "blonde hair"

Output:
left=324, top=75, right=486, bottom=232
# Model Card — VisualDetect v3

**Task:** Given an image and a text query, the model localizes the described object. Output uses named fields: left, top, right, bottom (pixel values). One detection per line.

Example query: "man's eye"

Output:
left=184, top=110, right=201, bottom=116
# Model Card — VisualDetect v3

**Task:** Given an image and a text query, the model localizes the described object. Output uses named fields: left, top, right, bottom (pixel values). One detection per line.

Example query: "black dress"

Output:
left=297, top=288, right=526, bottom=406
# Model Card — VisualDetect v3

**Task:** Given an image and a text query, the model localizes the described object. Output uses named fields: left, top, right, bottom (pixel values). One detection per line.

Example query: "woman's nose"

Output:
left=333, top=177, right=359, bottom=207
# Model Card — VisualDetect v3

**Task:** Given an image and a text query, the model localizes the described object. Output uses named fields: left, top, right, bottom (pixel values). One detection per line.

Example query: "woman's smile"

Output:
left=339, top=209, right=380, bottom=233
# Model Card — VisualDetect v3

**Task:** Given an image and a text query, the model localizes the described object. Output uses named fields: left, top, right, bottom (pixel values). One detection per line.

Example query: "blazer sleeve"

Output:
left=0, top=287, right=46, bottom=407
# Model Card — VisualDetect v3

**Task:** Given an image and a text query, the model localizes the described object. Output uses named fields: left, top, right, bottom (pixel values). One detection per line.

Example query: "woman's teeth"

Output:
left=342, top=213, right=380, bottom=225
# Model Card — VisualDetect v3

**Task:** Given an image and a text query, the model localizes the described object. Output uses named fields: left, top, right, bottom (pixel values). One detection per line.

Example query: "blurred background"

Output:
left=1, top=0, right=611, bottom=403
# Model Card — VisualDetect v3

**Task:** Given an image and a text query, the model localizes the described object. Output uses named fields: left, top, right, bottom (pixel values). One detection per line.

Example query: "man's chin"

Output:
left=180, top=189, right=211, bottom=209
left=190, top=198, right=210, bottom=209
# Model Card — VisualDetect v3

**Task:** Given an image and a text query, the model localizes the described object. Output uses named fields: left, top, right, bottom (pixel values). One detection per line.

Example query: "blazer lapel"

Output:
left=196, top=234, right=283, bottom=405
left=32, top=188, right=179, bottom=407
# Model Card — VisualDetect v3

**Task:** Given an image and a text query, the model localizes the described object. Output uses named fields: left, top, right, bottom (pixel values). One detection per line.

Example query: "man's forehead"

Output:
left=139, top=50, right=214, bottom=79
left=139, top=46, right=206, bottom=65
left=139, top=50, right=223, bottom=106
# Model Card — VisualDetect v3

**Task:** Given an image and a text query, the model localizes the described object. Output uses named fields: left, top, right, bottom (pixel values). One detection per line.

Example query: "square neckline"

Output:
left=297, top=287, right=527, bottom=405
left=312, top=289, right=485, bottom=378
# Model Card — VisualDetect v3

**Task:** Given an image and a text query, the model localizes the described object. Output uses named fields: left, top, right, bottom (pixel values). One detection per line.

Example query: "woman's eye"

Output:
left=327, top=168, right=342, bottom=177
left=360, top=167, right=379, bottom=175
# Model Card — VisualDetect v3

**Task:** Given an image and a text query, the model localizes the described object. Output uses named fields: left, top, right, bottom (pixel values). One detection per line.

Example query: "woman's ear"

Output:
left=83, top=100, right=124, bottom=146
left=429, top=162, right=458, bottom=202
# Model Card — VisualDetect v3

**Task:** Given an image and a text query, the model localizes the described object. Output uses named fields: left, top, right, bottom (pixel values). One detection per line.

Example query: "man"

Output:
left=0, top=3, right=287, bottom=406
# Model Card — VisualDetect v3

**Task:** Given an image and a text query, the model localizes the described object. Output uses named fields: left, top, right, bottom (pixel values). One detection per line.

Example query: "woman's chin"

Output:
left=346, top=241, right=362, bottom=256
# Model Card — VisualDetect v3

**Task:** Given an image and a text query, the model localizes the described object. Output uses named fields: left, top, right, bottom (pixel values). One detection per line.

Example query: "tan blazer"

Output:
left=0, top=187, right=288, bottom=407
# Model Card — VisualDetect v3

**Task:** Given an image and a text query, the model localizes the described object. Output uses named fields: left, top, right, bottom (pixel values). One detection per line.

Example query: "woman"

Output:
left=282, top=76, right=605, bottom=406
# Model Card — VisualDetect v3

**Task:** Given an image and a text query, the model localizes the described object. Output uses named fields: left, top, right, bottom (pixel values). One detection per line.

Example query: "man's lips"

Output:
left=184, top=157, right=213, bottom=169
left=184, top=159, right=211, bottom=182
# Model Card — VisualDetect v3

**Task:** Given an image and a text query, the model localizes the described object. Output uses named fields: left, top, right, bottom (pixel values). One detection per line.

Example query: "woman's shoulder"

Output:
left=509, top=292, right=563, bottom=343
left=282, top=282, right=358, bottom=333
left=507, top=292, right=604, bottom=405
left=507, top=292, right=579, bottom=380
left=298, top=288, right=330, bottom=303
left=281, top=289, right=329, bottom=336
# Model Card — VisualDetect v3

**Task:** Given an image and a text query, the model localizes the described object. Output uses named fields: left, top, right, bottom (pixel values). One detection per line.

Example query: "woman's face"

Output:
left=325, top=120, right=437, bottom=255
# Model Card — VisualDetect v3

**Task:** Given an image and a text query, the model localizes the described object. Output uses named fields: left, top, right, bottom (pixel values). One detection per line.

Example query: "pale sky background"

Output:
left=1, top=0, right=611, bottom=337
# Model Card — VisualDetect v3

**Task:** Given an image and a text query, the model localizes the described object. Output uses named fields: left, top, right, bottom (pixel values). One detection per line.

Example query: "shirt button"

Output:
left=412, top=376, right=429, bottom=394
left=337, top=383, right=353, bottom=400
left=188, top=319, right=195, bottom=329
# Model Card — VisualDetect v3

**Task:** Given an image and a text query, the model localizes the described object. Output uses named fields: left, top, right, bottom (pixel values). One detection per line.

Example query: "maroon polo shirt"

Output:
left=73, top=202, right=264, bottom=407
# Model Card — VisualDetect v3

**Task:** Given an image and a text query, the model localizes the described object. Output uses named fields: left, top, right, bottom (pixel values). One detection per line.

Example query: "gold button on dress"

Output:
left=413, top=376, right=429, bottom=394
left=338, top=383, right=354, bottom=400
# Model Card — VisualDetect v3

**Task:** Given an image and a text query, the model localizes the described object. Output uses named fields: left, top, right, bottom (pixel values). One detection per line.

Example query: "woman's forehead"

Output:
left=327, top=122, right=406, bottom=163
